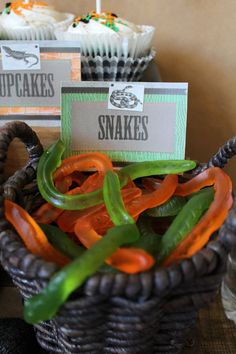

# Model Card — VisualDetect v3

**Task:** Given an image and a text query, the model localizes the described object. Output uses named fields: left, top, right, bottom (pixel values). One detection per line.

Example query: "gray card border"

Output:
left=0, top=115, right=60, bottom=120
left=61, top=81, right=188, bottom=96
left=0, top=40, right=80, bottom=53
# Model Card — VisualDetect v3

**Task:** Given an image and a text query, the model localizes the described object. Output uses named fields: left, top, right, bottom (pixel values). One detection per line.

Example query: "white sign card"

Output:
left=1, top=43, right=41, bottom=71
left=108, top=83, right=145, bottom=112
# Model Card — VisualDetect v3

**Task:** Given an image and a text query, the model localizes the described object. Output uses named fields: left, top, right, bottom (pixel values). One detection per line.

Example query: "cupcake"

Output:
left=0, top=1, right=74, bottom=40
left=55, top=11, right=156, bottom=81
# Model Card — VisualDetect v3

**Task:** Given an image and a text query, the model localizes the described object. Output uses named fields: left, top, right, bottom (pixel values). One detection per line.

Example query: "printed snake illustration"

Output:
left=2, top=46, right=39, bottom=68
left=110, top=86, right=142, bottom=109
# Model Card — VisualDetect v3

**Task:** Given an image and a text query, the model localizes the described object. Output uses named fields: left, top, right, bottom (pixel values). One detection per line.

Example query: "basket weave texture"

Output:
left=0, top=121, right=236, bottom=354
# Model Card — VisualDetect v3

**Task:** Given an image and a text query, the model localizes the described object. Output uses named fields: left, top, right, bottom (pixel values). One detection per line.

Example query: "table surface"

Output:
left=183, top=296, right=236, bottom=354
left=0, top=265, right=236, bottom=354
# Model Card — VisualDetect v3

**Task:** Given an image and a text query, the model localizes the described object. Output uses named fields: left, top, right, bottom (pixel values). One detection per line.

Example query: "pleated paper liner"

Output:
left=81, top=48, right=156, bottom=81
left=55, top=25, right=155, bottom=59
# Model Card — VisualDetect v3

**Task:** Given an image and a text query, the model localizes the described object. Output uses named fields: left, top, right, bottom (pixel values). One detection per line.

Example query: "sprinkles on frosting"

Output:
left=73, top=11, right=128, bottom=32
left=2, top=1, right=48, bottom=15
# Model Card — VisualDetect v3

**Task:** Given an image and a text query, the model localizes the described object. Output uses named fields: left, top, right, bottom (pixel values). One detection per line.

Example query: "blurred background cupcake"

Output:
left=55, top=10, right=156, bottom=81
left=0, top=1, right=74, bottom=40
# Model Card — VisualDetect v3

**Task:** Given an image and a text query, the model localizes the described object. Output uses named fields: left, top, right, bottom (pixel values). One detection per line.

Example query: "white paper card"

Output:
left=108, top=83, right=144, bottom=112
left=1, top=43, right=41, bottom=71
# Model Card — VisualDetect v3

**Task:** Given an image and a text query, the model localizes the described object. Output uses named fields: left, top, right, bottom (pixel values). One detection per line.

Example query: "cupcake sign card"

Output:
left=0, top=40, right=81, bottom=125
left=61, top=82, right=188, bottom=162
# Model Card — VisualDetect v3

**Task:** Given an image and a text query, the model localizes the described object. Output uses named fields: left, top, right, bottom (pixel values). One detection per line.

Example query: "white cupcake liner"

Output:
left=81, top=48, right=156, bottom=82
left=55, top=25, right=155, bottom=59
left=0, top=12, right=74, bottom=40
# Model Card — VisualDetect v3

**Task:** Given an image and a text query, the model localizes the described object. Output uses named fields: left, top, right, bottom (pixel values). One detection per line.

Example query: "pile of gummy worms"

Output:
left=4, top=139, right=233, bottom=324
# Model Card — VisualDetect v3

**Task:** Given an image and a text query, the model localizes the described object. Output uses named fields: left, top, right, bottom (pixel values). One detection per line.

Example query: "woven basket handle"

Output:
left=208, top=136, right=236, bottom=168
left=0, top=121, right=43, bottom=200
left=201, top=136, right=236, bottom=251
left=195, top=136, right=236, bottom=173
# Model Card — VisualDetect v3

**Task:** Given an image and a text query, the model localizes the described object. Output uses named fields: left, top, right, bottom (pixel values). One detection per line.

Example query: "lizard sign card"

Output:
left=0, top=41, right=81, bottom=126
left=61, top=81, right=188, bottom=162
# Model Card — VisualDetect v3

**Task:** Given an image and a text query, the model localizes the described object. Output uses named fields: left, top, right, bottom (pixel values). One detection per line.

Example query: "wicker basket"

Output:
left=0, top=121, right=236, bottom=354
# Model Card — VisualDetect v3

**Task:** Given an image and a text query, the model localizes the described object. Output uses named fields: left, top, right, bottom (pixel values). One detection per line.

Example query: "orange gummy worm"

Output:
left=5, top=200, right=69, bottom=267
left=74, top=220, right=154, bottom=274
left=53, top=152, right=113, bottom=181
left=57, top=187, right=142, bottom=233
left=163, top=167, right=233, bottom=266
left=126, top=174, right=178, bottom=218
left=33, top=173, right=105, bottom=224
left=59, top=174, right=177, bottom=235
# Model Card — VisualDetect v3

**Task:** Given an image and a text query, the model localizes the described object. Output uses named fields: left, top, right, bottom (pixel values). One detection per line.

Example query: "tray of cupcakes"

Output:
left=0, top=1, right=157, bottom=82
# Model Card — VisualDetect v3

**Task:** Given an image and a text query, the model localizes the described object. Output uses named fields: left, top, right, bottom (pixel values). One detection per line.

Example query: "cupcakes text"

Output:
left=0, top=73, right=54, bottom=97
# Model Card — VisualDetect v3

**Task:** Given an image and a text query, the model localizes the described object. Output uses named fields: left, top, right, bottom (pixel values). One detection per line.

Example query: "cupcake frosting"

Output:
left=0, top=1, right=70, bottom=28
left=55, top=10, right=155, bottom=58
left=68, top=11, right=142, bottom=36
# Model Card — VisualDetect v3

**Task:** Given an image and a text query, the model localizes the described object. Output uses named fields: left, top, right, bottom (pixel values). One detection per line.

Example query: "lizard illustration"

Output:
left=110, top=86, right=142, bottom=109
left=2, top=46, right=39, bottom=68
